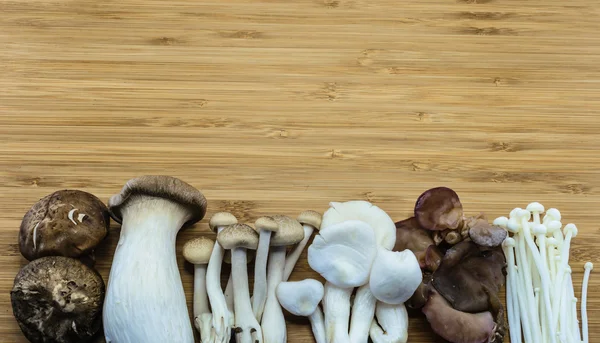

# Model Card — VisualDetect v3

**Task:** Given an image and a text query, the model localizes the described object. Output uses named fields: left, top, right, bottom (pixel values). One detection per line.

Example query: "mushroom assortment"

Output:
left=9, top=178, right=596, bottom=343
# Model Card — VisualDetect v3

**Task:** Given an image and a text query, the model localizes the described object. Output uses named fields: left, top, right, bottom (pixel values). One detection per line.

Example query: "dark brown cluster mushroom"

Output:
left=12, top=190, right=110, bottom=343
left=395, top=187, right=507, bottom=343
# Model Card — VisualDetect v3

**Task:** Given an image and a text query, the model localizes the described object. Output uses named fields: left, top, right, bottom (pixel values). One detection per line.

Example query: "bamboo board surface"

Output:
left=1, top=0, right=600, bottom=341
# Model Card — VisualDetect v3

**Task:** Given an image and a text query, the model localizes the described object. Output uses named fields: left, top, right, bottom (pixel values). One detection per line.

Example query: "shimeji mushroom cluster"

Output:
left=495, top=203, right=594, bottom=343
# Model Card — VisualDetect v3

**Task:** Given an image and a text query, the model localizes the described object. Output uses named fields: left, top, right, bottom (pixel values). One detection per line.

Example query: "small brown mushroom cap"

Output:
left=468, top=220, right=507, bottom=248
left=254, top=216, right=279, bottom=233
left=269, top=215, right=305, bottom=246
left=414, top=187, right=463, bottom=231
left=209, top=212, right=238, bottom=233
left=183, top=237, right=214, bottom=265
left=218, top=224, right=260, bottom=250
left=109, top=175, right=207, bottom=228
left=297, top=210, right=322, bottom=230
left=11, top=256, right=105, bottom=343
left=19, top=190, right=110, bottom=261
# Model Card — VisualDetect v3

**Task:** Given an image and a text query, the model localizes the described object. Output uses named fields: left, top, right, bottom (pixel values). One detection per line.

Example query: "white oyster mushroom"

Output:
left=308, top=220, right=377, bottom=343
left=276, top=279, right=326, bottom=343
left=319, top=200, right=397, bottom=343
left=103, top=175, right=207, bottom=343
left=369, top=249, right=422, bottom=305
left=369, top=302, right=409, bottom=343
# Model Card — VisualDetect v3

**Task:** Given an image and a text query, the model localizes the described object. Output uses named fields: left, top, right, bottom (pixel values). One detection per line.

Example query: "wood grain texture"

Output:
left=1, top=0, right=599, bottom=341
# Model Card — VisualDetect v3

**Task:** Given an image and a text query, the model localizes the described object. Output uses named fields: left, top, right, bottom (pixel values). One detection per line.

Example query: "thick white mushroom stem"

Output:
left=224, top=272, right=234, bottom=312
left=581, top=262, right=593, bottom=343
left=232, top=248, right=263, bottom=343
left=261, top=246, right=287, bottom=343
left=253, top=230, right=272, bottom=321
left=369, top=302, right=408, bottom=343
left=323, top=282, right=352, bottom=343
left=206, top=229, right=232, bottom=343
left=283, top=224, right=314, bottom=281
left=349, top=285, right=377, bottom=343
left=103, top=198, right=194, bottom=343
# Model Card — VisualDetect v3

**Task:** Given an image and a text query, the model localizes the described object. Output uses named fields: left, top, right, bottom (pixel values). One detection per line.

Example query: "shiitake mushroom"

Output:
left=11, top=256, right=105, bottom=343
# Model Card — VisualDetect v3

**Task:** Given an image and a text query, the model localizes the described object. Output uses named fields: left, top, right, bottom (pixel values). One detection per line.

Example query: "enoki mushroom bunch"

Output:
left=495, top=203, right=593, bottom=343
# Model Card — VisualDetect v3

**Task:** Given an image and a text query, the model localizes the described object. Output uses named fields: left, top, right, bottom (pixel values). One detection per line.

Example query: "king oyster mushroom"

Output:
left=103, top=175, right=207, bottom=343
left=19, top=190, right=110, bottom=263
left=11, top=256, right=105, bottom=343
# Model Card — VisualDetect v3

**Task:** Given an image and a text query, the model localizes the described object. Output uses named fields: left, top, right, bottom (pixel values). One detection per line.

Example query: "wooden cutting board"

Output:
left=1, top=0, right=599, bottom=341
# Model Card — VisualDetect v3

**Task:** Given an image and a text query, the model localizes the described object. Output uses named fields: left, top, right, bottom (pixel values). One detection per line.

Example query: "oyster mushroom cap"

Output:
left=414, top=187, right=463, bottom=231
left=422, top=290, right=496, bottom=343
left=321, top=200, right=396, bottom=250
left=393, top=217, right=434, bottom=268
left=431, top=241, right=506, bottom=313
left=308, top=220, right=377, bottom=288
left=11, top=256, right=105, bottom=343
left=369, top=248, right=422, bottom=305
left=19, top=190, right=110, bottom=261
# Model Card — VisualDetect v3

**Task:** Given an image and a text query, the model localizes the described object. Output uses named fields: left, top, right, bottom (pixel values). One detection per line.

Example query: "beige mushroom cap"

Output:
left=254, top=216, right=279, bottom=233
left=218, top=224, right=260, bottom=250
left=270, top=215, right=304, bottom=246
left=183, top=237, right=214, bottom=265
left=209, top=212, right=238, bottom=233
left=297, top=210, right=322, bottom=230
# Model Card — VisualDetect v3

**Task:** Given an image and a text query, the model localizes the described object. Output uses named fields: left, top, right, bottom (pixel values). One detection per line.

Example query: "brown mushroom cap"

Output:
left=209, top=212, right=238, bottom=233
left=431, top=241, right=506, bottom=313
left=217, top=224, right=260, bottom=250
left=414, top=187, right=463, bottom=231
left=183, top=237, right=214, bottom=265
left=297, top=210, right=322, bottom=230
left=108, top=175, right=207, bottom=228
left=19, top=190, right=110, bottom=261
left=269, top=215, right=305, bottom=246
left=394, top=217, right=435, bottom=269
left=468, top=219, right=507, bottom=248
left=11, top=256, right=105, bottom=343
left=422, top=289, right=496, bottom=343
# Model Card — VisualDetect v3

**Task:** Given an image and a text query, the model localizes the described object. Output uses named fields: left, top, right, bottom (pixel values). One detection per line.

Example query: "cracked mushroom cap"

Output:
left=109, top=175, right=207, bottom=228
left=19, top=190, right=110, bottom=261
left=269, top=215, right=304, bottom=246
left=183, top=237, right=214, bottom=265
left=414, top=187, right=463, bottom=231
left=209, top=212, right=238, bottom=233
left=276, top=279, right=324, bottom=316
left=297, top=210, right=322, bottom=230
left=10, top=256, right=105, bottom=343
left=217, top=224, right=260, bottom=250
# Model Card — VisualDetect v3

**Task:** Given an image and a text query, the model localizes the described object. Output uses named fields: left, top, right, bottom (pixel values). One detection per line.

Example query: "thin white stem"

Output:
left=503, top=239, right=523, bottom=343
left=559, top=273, right=570, bottom=343
left=193, top=264, right=210, bottom=329
left=553, top=226, right=575, bottom=331
left=232, top=248, right=262, bottom=343
left=521, top=218, right=555, bottom=343
left=323, top=282, right=352, bottom=343
left=309, top=306, right=327, bottom=343
left=206, top=227, right=232, bottom=343
left=261, top=246, right=287, bottom=343
left=515, top=230, right=542, bottom=342
left=253, top=230, right=272, bottom=322
left=349, top=284, right=376, bottom=343
left=582, top=262, right=593, bottom=343
left=224, top=271, right=234, bottom=312
left=283, top=225, right=314, bottom=281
